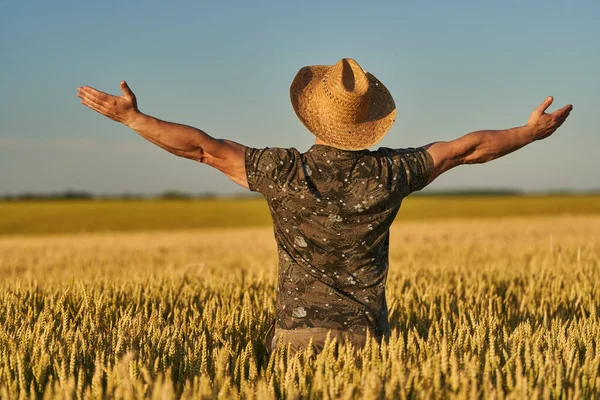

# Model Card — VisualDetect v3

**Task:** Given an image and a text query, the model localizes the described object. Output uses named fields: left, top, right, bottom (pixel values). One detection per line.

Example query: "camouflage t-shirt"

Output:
left=245, top=143, right=433, bottom=337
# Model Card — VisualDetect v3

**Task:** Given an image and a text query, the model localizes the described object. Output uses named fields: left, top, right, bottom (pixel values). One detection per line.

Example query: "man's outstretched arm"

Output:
left=422, top=96, right=573, bottom=185
left=77, top=81, right=249, bottom=188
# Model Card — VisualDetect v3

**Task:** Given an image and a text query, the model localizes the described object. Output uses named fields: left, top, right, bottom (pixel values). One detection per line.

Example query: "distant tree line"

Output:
left=413, top=189, right=523, bottom=197
left=1, top=189, right=598, bottom=201
left=0, top=190, right=251, bottom=201
left=1, top=190, right=96, bottom=201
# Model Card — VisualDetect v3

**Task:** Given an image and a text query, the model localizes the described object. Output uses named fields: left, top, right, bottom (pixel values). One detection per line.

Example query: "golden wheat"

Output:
left=0, top=215, right=599, bottom=399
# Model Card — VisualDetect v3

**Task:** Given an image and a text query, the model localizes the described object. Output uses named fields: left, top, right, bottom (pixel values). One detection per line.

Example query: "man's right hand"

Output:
left=526, top=96, right=573, bottom=141
left=77, top=81, right=141, bottom=127
left=420, top=96, right=573, bottom=187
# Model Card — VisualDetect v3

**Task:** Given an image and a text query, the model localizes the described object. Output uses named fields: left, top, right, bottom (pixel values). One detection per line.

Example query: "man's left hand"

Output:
left=77, top=81, right=140, bottom=126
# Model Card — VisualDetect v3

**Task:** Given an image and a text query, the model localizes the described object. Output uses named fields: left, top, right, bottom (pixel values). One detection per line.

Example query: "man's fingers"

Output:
left=78, top=91, right=106, bottom=106
left=551, top=104, right=574, bottom=118
left=120, top=81, right=134, bottom=99
left=78, top=86, right=111, bottom=101
left=534, top=96, right=554, bottom=115
left=80, top=98, right=108, bottom=113
left=78, top=87, right=114, bottom=106
left=78, top=92, right=108, bottom=109
left=80, top=97, right=111, bottom=116
left=554, top=110, right=572, bottom=127
left=78, top=88, right=108, bottom=102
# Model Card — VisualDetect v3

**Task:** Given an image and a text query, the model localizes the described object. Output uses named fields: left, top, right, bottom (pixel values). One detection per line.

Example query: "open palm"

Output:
left=77, top=81, right=140, bottom=126
left=526, top=96, right=573, bottom=141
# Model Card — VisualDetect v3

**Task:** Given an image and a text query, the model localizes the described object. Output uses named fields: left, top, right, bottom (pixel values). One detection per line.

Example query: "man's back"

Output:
left=245, top=143, right=433, bottom=339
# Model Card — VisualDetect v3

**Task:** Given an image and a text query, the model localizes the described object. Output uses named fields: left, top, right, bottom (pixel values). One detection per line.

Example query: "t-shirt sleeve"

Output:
left=245, top=147, right=299, bottom=195
left=389, top=147, right=434, bottom=196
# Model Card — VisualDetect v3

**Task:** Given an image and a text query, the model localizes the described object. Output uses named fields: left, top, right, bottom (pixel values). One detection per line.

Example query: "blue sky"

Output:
left=1, top=0, right=598, bottom=195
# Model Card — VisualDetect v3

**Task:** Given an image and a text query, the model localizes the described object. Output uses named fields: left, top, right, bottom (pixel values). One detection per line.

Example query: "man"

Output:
left=77, top=58, right=572, bottom=357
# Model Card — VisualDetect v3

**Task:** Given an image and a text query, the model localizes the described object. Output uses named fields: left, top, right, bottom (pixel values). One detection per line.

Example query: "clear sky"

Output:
left=1, top=0, right=598, bottom=195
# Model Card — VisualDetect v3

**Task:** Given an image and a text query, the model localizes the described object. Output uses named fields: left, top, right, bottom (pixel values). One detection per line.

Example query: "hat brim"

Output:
left=290, top=65, right=396, bottom=150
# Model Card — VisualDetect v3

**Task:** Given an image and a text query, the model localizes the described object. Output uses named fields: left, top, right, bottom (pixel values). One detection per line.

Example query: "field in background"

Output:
left=1, top=195, right=599, bottom=235
left=1, top=198, right=600, bottom=398
left=1, top=215, right=600, bottom=398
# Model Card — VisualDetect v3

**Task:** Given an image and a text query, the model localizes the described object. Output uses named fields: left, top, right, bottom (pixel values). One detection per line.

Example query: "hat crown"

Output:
left=321, top=59, right=371, bottom=122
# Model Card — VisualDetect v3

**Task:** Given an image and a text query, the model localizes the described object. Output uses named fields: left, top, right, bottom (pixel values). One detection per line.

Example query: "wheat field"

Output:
left=2, top=195, right=599, bottom=235
left=1, top=213, right=599, bottom=398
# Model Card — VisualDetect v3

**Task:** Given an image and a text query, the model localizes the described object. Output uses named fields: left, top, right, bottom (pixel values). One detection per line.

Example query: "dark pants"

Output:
left=263, top=318, right=387, bottom=357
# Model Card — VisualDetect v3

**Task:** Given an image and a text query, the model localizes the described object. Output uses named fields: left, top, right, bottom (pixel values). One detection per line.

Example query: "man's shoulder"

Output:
left=375, top=146, right=421, bottom=154
left=249, top=146, right=302, bottom=156
left=246, top=146, right=303, bottom=163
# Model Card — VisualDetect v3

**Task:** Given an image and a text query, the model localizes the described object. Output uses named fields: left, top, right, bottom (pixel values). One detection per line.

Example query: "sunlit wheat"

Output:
left=0, top=215, right=598, bottom=398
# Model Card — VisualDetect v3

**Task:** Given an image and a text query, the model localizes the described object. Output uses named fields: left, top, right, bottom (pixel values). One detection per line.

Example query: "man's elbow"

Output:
left=174, top=144, right=207, bottom=163
left=191, top=144, right=207, bottom=163
left=198, top=138, right=234, bottom=164
left=461, top=147, right=497, bottom=165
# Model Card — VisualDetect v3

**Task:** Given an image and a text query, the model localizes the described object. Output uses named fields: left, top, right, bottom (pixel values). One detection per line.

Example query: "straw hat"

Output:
left=290, top=58, right=396, bottom=150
